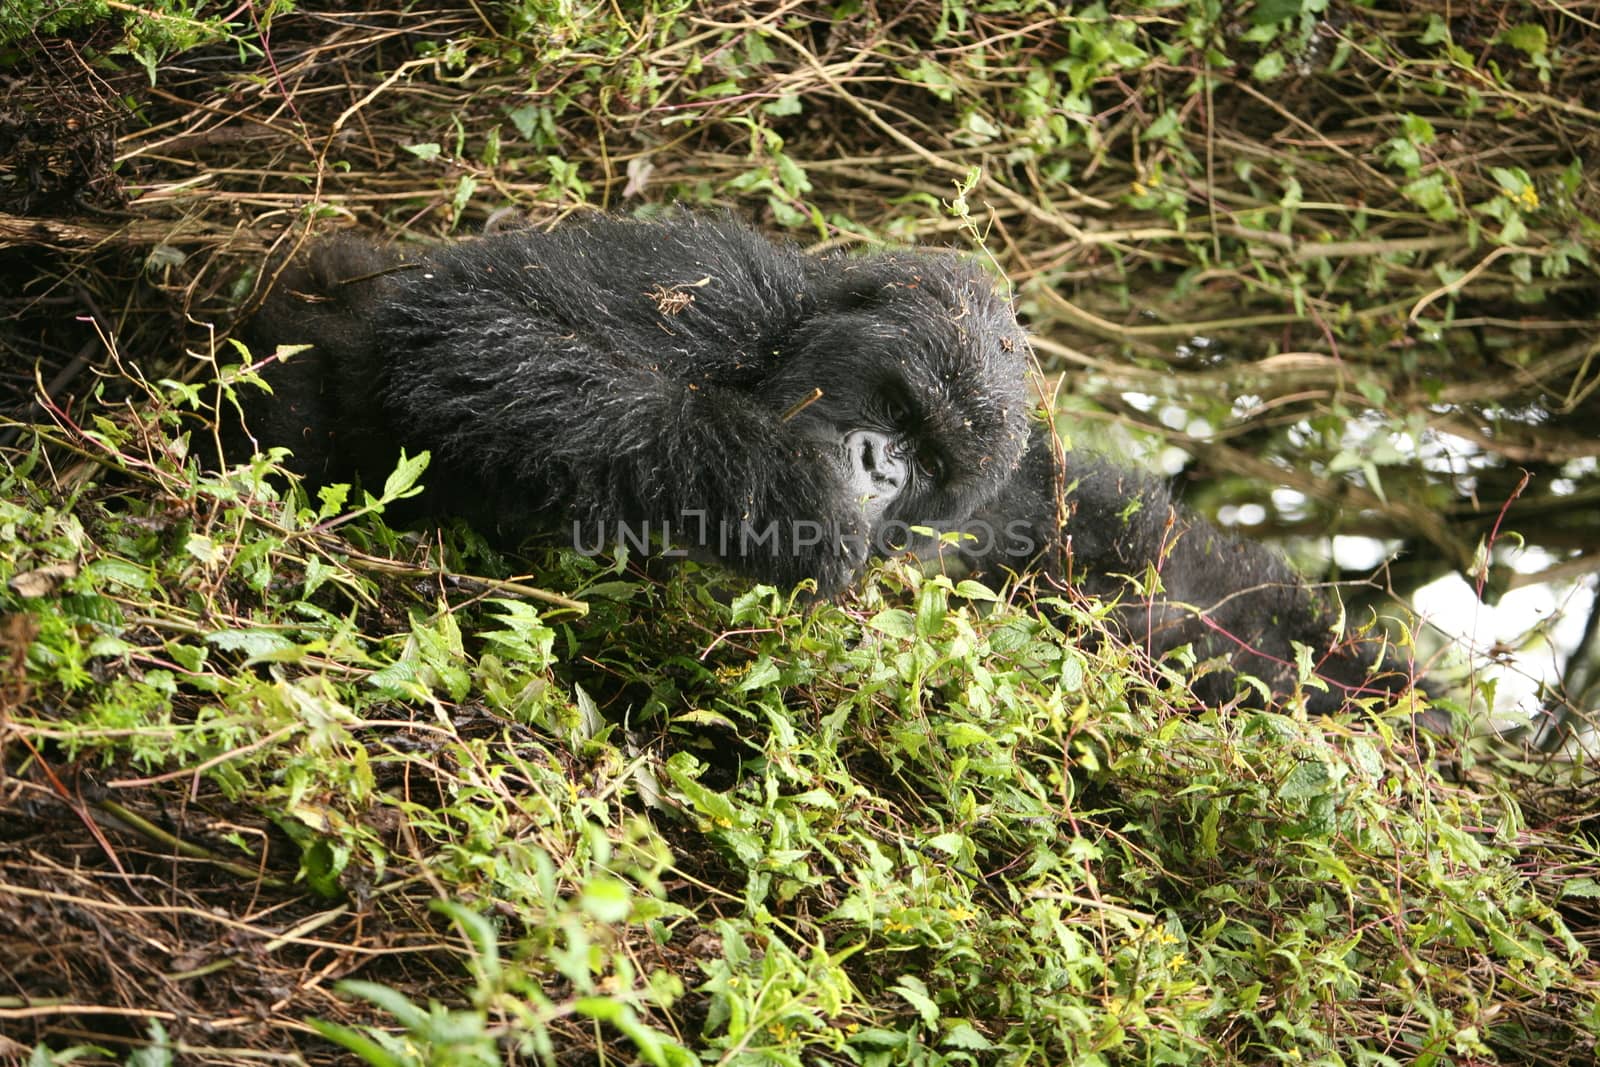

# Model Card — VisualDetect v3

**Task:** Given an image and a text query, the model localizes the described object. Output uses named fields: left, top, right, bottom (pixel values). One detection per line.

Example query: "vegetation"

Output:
left=2, top=1, right=1597, bottom=1064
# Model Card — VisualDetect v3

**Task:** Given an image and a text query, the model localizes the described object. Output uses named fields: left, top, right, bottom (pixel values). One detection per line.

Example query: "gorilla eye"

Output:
left=882, top=395, right=912, bottom=426
left=918, top=447, right=947, bottom=484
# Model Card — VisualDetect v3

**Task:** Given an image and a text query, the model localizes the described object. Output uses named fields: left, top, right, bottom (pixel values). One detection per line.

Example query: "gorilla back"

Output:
left=959, top=424, right=1429, bottom=717
left=236, top=213, right=1033, bottom=596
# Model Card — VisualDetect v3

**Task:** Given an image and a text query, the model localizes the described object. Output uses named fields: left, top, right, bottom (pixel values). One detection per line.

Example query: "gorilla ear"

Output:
left=817, top=266, right=899, bottom=312
left=820, top=276, right=886, bottom=312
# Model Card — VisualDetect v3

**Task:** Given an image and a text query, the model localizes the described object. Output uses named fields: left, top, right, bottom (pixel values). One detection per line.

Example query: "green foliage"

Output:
left=0, top=0, right=112, bottom=42
left=0, top=0, right=289, bottom=82
left=5, top=357, right=1598, bottom=1063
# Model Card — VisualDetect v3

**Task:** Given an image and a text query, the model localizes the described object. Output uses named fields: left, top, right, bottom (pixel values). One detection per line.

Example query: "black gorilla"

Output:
left=235, top=212, right=1423, bottom=713
left=958, top=425, right=1424, bottom=715
left=235, top=212, right=1032, bottom=597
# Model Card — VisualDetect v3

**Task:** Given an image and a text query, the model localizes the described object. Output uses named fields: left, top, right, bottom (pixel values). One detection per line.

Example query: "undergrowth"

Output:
left=2, top=339, right=1596, bottom=1065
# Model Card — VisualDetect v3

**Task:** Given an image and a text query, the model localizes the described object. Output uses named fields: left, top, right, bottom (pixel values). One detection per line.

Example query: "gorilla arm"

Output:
left=385, top=348, right=876, bottom=596
left=230, top=237, right=408, bottom=485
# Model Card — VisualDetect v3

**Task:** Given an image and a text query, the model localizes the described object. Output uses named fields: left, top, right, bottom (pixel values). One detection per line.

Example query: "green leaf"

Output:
left=482, top=599, right=556, bottom=665
left=1498, top=23, right=1548, bottom=58
left=1251, top=51, right=1285, bottom=82
left=868, top=608, right=916, bottom=638
left=306, top=1019, right=405, bottom=1067
left=902, top=58, right=957, bottom=101
left=738, top=655, right=781, bottom=691
left=774, top=152, right=810, bottom=195
left=185, top=533, right=221, bottom=564
left=943, top=722, right=994, bottom=748
left=574, top=996, right=622, bottom=1022
left=506, top=103, right=540, bottom=140
left=335, top=980, right=428, bottom=1029
left=954, top=579, right=998, bottom=601
left=206, top=628, right=295, bottom=658
left=893, top=974, right=939, bottom=1027
left=1278, top=758, right=1334, bottom=800
left=663, top=753, right=746, bottom=829
left=296, top=836, right=346, bottom=899
left=1142, top=109, right=1180, bottom=142
left=380, top=450, right=430, bottom=503
left=942, top=1020, right=996, bottom=1051
left=87, top=558, right=152, bottom=591
left=580, top=877, right=633, bottom=923
left=1400, top=173, right=1459, bottom=220
left=167, top=642, right=207, bottom=672
left=915, top=584, right=947, bottom=637
left=1252, top=0, right=1304, bottom=25
left=1400, top=113, right=1437, bottom=143
left=316, top=482, right=350, bottom=518
left=302, top=555, right=333, bottom=599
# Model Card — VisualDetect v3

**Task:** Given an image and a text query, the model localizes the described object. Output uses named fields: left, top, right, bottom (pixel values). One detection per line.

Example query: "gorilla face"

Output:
left=236, top=213, right=1031, bottom=597
left=769, top=252, right=1032, bottom=561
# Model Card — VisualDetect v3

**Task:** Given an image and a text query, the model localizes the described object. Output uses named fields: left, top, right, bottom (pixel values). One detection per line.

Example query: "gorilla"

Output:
left=234, top=212, right=1033, bottom=597
left=234, top=211, right=1424, bottom=714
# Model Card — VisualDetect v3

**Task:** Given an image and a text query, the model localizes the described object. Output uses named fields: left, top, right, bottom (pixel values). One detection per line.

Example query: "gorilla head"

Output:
left=771, top=250, right=1031, bottom=543
left=235, top=213, right=1031, bottom=596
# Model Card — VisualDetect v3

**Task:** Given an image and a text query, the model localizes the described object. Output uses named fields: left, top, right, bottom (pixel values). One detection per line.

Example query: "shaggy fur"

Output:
left=958, top=424, right=1424, bottom=715
left=236, top=213, right=1033, bottom=597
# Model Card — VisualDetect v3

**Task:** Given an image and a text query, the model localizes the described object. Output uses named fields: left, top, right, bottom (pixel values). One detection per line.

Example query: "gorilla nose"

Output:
left=842, top=429, right=908, bottom=503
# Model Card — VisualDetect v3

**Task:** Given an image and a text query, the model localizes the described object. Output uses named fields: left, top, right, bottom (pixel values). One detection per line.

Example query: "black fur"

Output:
left=235, top=213, right=1033, bottom=596
left=958, top=424, right=1425, bottom=716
